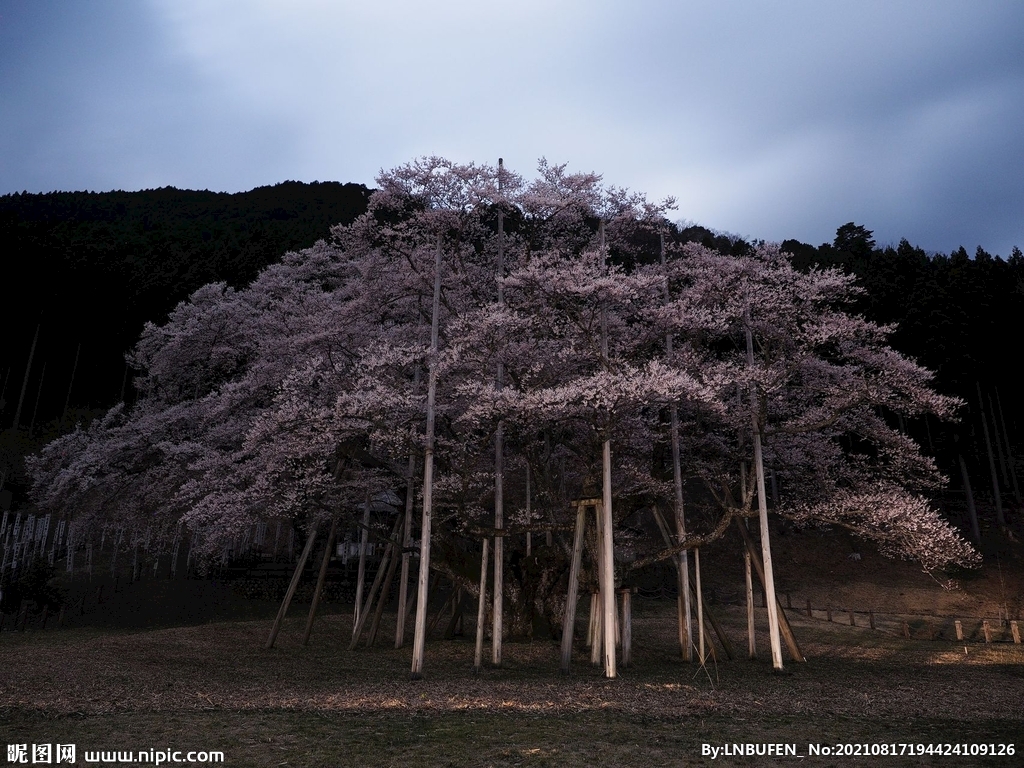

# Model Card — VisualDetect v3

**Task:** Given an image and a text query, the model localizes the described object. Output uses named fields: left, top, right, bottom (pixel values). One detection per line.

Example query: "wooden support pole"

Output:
left=869, top=611, right=875, bottom=630
left=619, top=588, right=632, bottom=667
left=302, top=517, right=337, bottom=646
left=349, top=518, right=401, bottom=650
left=1011, top=620, right=1020, bottom=644
left=734, top=518, right=804, bottom=662
left=590, top=592, right=603, bottom=666
left=265, top=522, right=319, bottom=649
left=806, top=598, right=812, bottom=618
left=368, top=516, right=404, bottom=646
left=559, top=500, right=589, bottom=674
left=826, top=605, right=832, bottom=622
left=695, top=547, right=706, bottom=664
left=745, top=527, right=756, bottom=660
left=599, top=457, right=617, bottom=679
left=353, top=496, right=372, bottom=635
left=395, top=446, right=417, bottom=649
left=474, top=538, right=490, bottom=674
left=848, top=610, right=855, bottom=627
left=955, top=620, right=963, bottom=641
left=650, top=504, right=692, bottom=661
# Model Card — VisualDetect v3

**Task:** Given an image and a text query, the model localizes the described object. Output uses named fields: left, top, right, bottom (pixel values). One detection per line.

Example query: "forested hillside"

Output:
left=0, top=182, right=369, bottom=494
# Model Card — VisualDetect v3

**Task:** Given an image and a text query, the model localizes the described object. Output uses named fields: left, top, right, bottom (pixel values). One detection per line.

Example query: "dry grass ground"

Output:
left=2, top=595, right=1022, bottom=768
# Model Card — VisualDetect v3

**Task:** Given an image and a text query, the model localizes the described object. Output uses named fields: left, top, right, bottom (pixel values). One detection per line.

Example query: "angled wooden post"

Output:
left=302, top=516, right=338, bottom=646
left=266, top=521, right=319, bottom=649
left=559, top=499, right=590, bottom=674
left=473, top=537, right=490, bottom=674
left=734, top=517, right=804, bottom=662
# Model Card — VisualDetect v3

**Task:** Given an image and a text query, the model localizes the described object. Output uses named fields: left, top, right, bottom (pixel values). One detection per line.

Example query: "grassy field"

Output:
left=2, top=597, right=1022, bottom=767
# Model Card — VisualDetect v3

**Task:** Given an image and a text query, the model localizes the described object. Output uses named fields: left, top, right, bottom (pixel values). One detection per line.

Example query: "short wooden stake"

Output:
left=806, top=598, right=812, bottom=618
left=868, top=611, right=875, bottom=630
left=848, top=610, right=855, bottom=627
left=826, top=606, right=832, bottom=623
left=955, top=620, right=963, bottom=641
left=902, top=621, right=910, bottom=639
left=1010, top=620, right=1020, bottom=644
left=983, top=620, right=992, bottom=643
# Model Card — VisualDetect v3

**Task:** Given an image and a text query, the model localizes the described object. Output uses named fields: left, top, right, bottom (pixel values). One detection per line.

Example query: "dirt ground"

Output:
left=2, top=527, right=1022, bottom=766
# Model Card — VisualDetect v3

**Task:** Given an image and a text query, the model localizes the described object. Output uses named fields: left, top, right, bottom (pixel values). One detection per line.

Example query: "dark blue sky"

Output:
left=2, top=0, right=1021, bottom=256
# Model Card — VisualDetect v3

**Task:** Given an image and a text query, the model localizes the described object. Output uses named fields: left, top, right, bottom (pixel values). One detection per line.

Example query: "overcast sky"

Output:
left=2, top=0, right=1021, bottom=256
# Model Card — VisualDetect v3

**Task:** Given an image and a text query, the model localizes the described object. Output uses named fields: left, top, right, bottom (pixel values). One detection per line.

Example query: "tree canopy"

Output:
left=27, top=158, right=979, bottom=583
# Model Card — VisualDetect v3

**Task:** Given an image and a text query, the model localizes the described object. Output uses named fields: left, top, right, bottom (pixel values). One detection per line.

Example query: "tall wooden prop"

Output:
left=352, top=495, right=371, bottom=635
left=395, top=449, right=417, bottom=647
left=660, top=232, right=693, bottom=661
left=695, top=547, right=706, bottom=663
left=473, top=538, right=489, bottom=674
left=559, top=500, right=590, bottom=673
left=745, top=306, right=784, bottom=670
left=411, top=233, right=444, bottom=680
left=302, top=517, right=338, bottom=645
left=265, top=522, right=320, bottom=649
left=492, top=158, right=506, bottom=667
left=958, top=452, right=982, bottom=544
left=598, top=221, right=617, bottom=679
left=734, top=519, right=804, bottom=661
